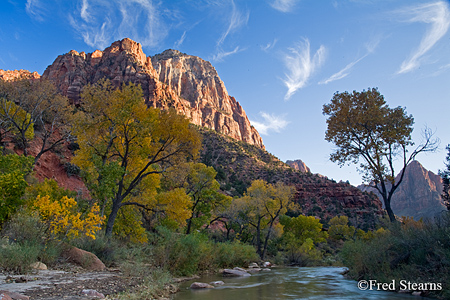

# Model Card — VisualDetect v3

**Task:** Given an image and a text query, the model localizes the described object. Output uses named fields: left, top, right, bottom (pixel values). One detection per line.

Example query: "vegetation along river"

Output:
left=173, top=267, right=425, bottom=300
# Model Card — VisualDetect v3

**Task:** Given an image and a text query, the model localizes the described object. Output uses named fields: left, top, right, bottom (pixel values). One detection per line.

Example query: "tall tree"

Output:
left=323, top=88, right=438, bottom=221
left=439, top=144, right=450, bottom=210
left=237, top=180, right=296, bottom=259
left=72, top=80, right=201, bottom=237
left=0, top=79, right=71, bottom=163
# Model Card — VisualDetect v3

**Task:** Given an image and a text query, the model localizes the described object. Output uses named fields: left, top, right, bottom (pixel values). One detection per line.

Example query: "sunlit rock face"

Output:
left=41, top=38, right=264, bottom=148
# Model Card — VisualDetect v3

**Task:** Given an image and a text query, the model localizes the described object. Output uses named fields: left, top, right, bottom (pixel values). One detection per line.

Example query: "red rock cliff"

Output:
left=41, top=38, right=264, bottom=148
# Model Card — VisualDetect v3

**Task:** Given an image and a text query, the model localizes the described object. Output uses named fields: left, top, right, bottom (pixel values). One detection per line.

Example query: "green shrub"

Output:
left=0, top=239, right=40, bottom=273
left=340, top=213, right=450, bottom=298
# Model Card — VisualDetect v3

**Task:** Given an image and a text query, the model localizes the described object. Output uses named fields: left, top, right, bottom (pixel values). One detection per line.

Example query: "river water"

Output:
left=172, top=267, right=425, bottom=300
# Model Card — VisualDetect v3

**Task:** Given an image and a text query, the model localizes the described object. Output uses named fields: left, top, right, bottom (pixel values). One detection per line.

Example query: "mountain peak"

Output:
left=40, top=38, right=264, bottom=148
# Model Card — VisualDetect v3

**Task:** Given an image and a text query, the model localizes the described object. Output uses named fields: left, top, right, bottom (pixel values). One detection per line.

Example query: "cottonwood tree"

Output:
left=323, top=88, right=438, bottom=222
left=0, top=79, right=71, bottom=163
left=72, top=80, right=201, bottom=237
left=237, top=180, right=296, bottom=259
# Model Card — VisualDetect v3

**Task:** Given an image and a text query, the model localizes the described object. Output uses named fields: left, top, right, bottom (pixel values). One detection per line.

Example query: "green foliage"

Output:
left=328, top=216, right=356, bottom=241
left=323, top=88, right=438, bottom=221
left=279, top=215, right=328, bottom=266
left=0, top=152, right=34, bottom=226
left=149, top=226, right=258, bottom=276
left=0, top=210, right=63, bottom=273
left=340, top=214, right=450, bottom=299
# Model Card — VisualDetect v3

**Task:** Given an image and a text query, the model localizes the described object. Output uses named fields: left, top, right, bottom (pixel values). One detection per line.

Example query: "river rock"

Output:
left=262, top=261, right=272, bottom=268
left=233, top=267, right=247, bottom=272
left=30, top=262, right=47, bottom=270
left=247, top=268, right=261, bottom=273
left=248, top=263, right=259, bottom=268
left=223, top=269, right=251, bottom=277
left=190, top=282, right=214, bottom=289
left=210, top=281, right=225, bottom=286
left=61, top=246, right=105, bottom=271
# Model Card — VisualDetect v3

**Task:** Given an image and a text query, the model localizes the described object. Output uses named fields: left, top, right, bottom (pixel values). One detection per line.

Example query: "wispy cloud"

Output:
left=282, top=38, right=326, bottom=100
left=250, top=112, right=289, bottom=135
left=217, top=0, right=249, bottom=47
left=26, top=0, right=46, bottom=21
left=174, top=31, right=187, bottom=49
left=211, top=0, right=249, bottom=61
left=270, top=0, right=299, bottom=13
left=212, top=46, right=244, bottom=62
left=261, top=39, right=277, bottom=52
left=69, top=0, right=170, bottom=50
left=319, top=36, right=380, bottom=84
left=396, top=1, right=450, bottom=74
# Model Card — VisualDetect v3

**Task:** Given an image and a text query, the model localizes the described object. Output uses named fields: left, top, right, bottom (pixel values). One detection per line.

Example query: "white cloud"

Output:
left=261, top=39, right=277, bottom=52
left=217, top=0, right=249, bottom=47
left=212, top=46, right=244, bottom=62
left=26, top=0, right=45, bottom=21
left=174, top=31, right=187, bottom=49
left=396, top=1, right=450, bottom=74
left=270, top=0, right=299, bottom=13
left=319, top=36, right=380, bottom=85
left=282, top=38, right=326, bottom=100
left=250, top=112, right=289, bottom=135
left=69, top=0, right=170, bottom=49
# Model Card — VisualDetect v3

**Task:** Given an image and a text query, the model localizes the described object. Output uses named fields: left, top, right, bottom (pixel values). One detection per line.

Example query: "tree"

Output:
left=184, top=163, right=231, bottom=234
left=323, top=88, right=438, bottom=222
left=0, top=152, right=34, bottom=226
left=439, top=144, right=450, bottom=210
left=72, top=80, right=201, bottom=237
left=0, top=79, right=72, bottom=163
left=237, top=180, right=296, bottom=259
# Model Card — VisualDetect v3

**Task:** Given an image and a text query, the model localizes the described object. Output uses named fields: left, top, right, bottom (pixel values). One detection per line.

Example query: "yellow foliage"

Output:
left=34, top=195, right=105, bottom=240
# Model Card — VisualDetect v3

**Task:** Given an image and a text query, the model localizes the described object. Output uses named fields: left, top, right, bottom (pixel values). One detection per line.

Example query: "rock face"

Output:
left=286, top=159, right=311, bottom=173
left=0, top=69, right=40, bottom=81
left=41, top=38, right=264, bottom=148
left=358, top=160, right=446, bottom=220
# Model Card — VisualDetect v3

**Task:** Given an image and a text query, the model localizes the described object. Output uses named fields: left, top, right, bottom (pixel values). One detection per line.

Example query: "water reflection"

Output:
left=172, top=267, right=426, bottom=300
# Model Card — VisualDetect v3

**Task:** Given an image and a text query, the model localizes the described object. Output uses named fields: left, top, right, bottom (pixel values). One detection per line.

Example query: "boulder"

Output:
left=30, top=262, right=47, bottom=270
left=0, top=292, right=12, bottom=300
left=247, top=268, right=261, bottom=273
left=190, top=282, right=214, bottom=289
left=223, top=269, right=251, bottom=277
left=248, top=263, right=259, bottom=268
left=262, top=261, right=272, bottom=268
left=210, top=281, right=225, bottom=286
left=233, top=267, right=247, bottom=272
left=61, top=246, right=105, bottom=271
left=0, top=291, right=28, bottom=300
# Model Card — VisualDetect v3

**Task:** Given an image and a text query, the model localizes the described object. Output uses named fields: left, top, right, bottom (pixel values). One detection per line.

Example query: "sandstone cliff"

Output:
left=40, top=38, right=263, bottom=148
left=0, top=69, right=40, bottom=81
left=358, top=160, right=446, bottom=220
left=286, top=159, right=311, bottom=173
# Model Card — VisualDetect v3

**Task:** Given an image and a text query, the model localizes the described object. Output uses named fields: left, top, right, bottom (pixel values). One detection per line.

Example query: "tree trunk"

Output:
left=105, top=200, right=121, bottom=237
left=383, top=196, right=396, bottom=222
left=256, top=218, right=262, bottom=258
left=261, top=222, right=273, bottom=260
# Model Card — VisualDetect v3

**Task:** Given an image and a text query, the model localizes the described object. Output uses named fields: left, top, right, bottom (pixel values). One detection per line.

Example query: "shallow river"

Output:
left=172, top=267, right=426, bottom=300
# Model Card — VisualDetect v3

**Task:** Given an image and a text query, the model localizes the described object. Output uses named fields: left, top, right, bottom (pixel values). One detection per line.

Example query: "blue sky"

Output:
left=1, top=0, right=449, bottom=185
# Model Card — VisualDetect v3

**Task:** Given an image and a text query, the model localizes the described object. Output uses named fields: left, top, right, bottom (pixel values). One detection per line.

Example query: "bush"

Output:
left=340, top=213, right=450, bottom=298
left=0, top=239, right=40, bottom=273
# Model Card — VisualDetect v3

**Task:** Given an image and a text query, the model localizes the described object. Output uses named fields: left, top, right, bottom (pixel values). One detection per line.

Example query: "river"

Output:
left=172, top=267, right=427, bottom=300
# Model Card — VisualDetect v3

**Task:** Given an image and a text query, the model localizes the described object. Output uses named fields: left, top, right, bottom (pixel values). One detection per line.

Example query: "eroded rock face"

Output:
left=359, top=160, right=445, bottom=220
left=41, top=38, right=264, bottom=148
left=286, top=159, right=311, bottom=173
left=0, top=69, right=40, bottom=81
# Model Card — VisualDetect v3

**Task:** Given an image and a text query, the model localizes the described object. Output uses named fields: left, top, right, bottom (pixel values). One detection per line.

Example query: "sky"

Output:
left=1, top=0, right=449, bottom=185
